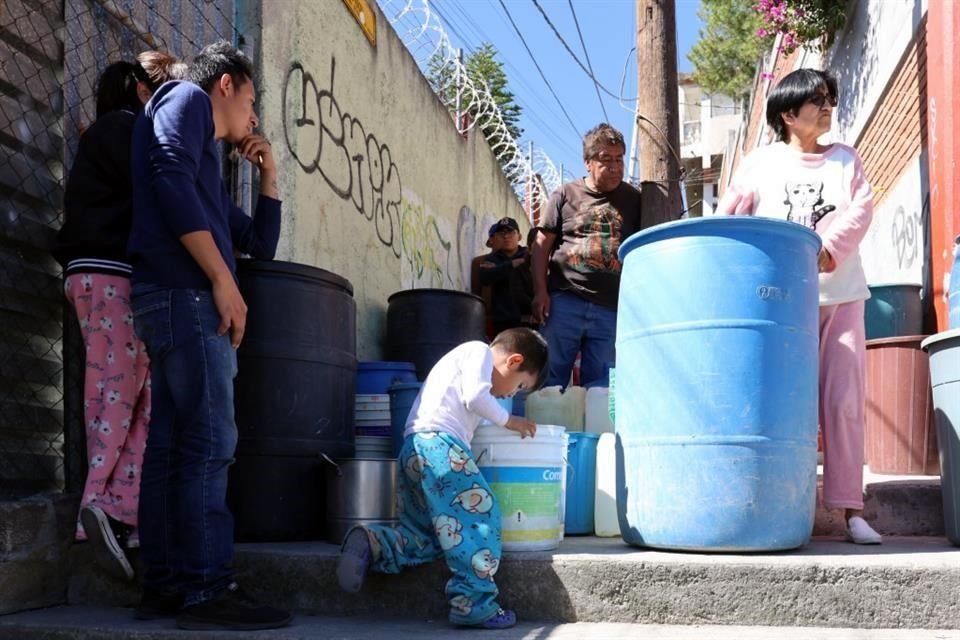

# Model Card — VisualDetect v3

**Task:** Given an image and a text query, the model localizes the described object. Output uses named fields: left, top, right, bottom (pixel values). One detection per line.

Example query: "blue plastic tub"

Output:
left=564, top=433, right=600, bottom=535
left=616, top=217, right=821, bottom=551
left=357, top=361, right=417, bottom=395
left=389, top=382, right=422, bottom=457
left=864, top=284, right=923, bottom=339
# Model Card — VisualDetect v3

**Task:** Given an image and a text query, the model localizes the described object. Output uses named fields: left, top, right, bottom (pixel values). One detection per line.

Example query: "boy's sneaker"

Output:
left=467, top=608, right=517, bottom=630
left=79, top=505, right=134, bottom=581
left=336, top=527, right=371, bottom=593
left=133, top=590, right=184, bottom=620
left=175, top=582, right=291, bottom=631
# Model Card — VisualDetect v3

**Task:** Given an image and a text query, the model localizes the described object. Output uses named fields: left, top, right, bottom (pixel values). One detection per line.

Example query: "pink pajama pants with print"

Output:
left=65, top=273, right=151, bottom=538
left=819, top=300, right=866, bottom=510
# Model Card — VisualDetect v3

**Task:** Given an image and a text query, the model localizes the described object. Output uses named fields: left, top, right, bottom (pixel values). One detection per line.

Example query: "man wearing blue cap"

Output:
left=479, top=216, right=535, bottom=335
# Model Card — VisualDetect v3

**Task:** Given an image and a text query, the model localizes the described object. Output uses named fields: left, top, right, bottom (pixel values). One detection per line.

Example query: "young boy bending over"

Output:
left=336, top=328, right=547, bottom=629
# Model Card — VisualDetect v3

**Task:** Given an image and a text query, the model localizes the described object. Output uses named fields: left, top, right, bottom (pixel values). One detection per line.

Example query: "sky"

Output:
left=423, top=0, right=704, bottom=184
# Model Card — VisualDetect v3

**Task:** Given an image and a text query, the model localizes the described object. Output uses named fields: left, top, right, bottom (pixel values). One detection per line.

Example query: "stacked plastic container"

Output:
left=355, top=362, right=417, bottom=457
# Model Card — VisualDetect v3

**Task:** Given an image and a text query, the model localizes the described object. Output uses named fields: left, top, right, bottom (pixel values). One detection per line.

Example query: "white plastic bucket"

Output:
left=472, top=424, right=567, bottom=551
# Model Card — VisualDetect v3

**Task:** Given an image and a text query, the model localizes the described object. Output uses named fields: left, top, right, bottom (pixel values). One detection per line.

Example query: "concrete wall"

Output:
left=827, top=0, right=928, bottom=144
left=860, top=158, right=925, bottom=285
left=827, top=2, right=928, bottom=288
left=257, top=0, right=528, bottom=358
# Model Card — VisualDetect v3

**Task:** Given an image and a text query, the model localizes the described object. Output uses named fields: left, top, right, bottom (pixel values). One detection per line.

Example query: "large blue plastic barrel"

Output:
left=616, top=217, right=821, bottom=551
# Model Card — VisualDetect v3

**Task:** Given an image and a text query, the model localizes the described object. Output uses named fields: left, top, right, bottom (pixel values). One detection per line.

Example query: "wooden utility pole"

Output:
left=636, top=0, right=683, bottom=227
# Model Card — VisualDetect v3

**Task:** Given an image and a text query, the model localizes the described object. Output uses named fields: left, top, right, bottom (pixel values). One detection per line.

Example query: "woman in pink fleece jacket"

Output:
left=718, top=68, right=881, bottom=545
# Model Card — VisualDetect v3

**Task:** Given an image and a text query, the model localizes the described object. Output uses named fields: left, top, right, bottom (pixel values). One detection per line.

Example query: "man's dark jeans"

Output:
left=540, top=290, right=616, bottom=388
left=132, top=286, right=238, bottom=606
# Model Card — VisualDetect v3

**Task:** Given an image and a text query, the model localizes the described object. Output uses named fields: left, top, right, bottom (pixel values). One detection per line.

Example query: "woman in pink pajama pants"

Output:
left=54, top=53, right=187, bottom=579
left=717, top=68, right=881, bottom=544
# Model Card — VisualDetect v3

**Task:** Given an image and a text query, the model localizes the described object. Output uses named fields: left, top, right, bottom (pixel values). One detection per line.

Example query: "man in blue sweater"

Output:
left=129, top=41, right=289, bottom=631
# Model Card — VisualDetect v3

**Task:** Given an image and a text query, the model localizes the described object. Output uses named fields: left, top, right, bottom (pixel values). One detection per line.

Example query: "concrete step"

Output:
left=814, top=472, right=943, bottom=536
left=0, top=493, right=78, bottom=615
left=1, top=606, right=959, bottom=640
left=68, top=536, right=960, bottom=630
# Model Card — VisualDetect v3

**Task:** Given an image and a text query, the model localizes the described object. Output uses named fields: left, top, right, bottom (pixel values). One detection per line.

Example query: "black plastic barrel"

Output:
left=229, top=260, right=356, bottom=542
left=385, top=289, right=486, bottom=379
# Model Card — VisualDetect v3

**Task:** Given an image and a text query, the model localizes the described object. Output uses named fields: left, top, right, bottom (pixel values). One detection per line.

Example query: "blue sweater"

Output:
left=129, top=81, right=280, bottom=288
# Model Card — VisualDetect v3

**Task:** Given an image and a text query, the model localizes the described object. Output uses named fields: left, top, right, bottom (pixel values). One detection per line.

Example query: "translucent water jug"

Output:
left=585, top=387, right=614, bottom=434
left=594, top=432, right=619, bottom=536
left=524, top=386, right=586, bottom=432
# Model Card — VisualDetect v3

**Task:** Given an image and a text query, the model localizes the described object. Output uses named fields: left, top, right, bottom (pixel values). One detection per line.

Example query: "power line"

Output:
left=566, top=0, right=609, bottom=122
left=495, top=0, right=582, bottom=140
left=429, top=3, right=477, bottom=56
left=435, top=0, right=582, bottom=158
left=530, top=0, right=639, bottom=103
left=528, top=0, right=685, bottom=177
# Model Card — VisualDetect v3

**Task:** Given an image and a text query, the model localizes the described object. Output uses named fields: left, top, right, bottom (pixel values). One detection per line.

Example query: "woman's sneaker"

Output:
left=175, top=582, right=291, bottom=631
left=468, top=608, right=517, bottom=630
left=846, top=516, right=882, bottom=545
left=79, top=505, right=134, bottom=581
left=336, top=527, right=371, bottom=593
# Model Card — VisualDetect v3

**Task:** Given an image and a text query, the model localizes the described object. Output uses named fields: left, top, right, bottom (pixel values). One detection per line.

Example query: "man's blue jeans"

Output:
left=131, top=287, right=238, bottom=605
left=540, top=290, right=616, bottom=388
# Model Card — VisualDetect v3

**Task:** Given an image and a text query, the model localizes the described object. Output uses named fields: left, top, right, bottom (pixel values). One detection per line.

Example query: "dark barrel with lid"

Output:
left=385, top=288, right=486, bottom=380
left=229, top=259, right=356, bottom=541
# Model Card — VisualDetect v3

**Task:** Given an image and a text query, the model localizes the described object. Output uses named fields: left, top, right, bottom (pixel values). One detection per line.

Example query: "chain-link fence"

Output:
left=0, top=0, right=243, bottom=498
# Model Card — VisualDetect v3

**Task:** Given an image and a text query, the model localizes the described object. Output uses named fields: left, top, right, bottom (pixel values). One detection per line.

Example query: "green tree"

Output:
left=428, top=42, right=523, bottom=142
left=688, top=0, right=767, bottom=102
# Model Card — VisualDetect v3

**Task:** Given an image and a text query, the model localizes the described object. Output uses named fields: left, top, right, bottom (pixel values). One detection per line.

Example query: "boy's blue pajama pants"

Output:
left=363, top=431, right=503, bottom=626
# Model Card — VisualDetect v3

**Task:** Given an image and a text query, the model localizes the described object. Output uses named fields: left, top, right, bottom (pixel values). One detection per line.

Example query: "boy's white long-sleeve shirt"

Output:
left=716, top=142, right=874, bottom=306
left=403, top=341, right=510, bottom=446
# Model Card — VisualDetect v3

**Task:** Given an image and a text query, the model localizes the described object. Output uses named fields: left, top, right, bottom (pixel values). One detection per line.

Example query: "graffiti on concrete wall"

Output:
left=280, top=59, right=504, bottom=290
left=400, top=197, right=452, bottom=288
left=398, top=196, right=499, bottom=290
left=861, top=159, right=924, bottom=285
left=891, top=205, right=921, bottom=270
left=282, top=58, right=403, bottom=257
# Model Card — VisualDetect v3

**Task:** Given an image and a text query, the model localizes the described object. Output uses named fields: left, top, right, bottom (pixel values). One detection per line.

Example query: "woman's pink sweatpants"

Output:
left=819, top=300, right=866, bottom=510
left=65, top=273, right=151, bottom=538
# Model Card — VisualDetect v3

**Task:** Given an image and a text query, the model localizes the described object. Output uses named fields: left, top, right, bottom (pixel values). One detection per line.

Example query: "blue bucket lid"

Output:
left=359, top=361, right=417, bottom=371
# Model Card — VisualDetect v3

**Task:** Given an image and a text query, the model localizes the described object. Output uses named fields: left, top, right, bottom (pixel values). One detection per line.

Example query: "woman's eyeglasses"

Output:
left=807, top=93, right=839, bottom=108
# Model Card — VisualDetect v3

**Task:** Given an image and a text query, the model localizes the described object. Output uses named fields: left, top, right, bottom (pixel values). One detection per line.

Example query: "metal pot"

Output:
left=321, top=454, right=398, bottom=544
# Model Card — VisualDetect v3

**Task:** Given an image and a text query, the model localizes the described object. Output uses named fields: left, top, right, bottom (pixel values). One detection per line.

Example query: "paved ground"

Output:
left=1, top=607, right=959, bottom=640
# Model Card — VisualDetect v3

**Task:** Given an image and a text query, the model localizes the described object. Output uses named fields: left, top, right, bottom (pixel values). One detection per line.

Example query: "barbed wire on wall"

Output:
left=378, top=0, right=563, bottom=218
